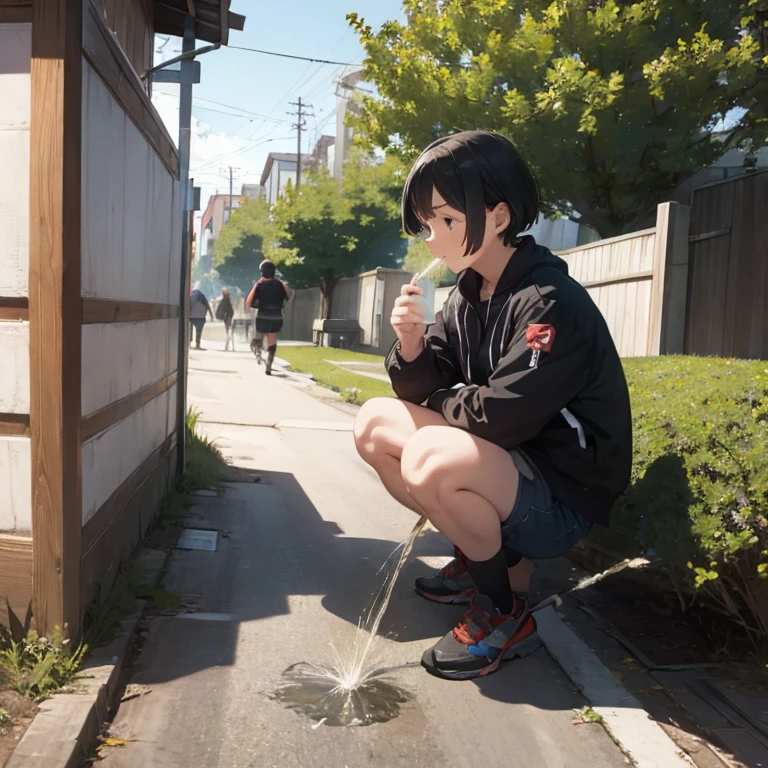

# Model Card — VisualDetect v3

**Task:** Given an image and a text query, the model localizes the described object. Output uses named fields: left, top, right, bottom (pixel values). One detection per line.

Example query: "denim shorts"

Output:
left=500, top=450, right=592, bottom=566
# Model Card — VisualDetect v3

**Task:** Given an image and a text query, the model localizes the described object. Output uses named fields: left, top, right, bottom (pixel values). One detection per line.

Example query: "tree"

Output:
left=213, top=198, right=274, bottom=293
left=271, top=155, right=407, bottom=316
left=348, top=0, right=768, bottom=238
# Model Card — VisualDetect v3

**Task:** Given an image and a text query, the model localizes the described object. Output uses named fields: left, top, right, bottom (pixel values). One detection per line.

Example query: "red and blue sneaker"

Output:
left=421, top=593, right=541, bottom=680
left=414, top=548, right=475, bottom=605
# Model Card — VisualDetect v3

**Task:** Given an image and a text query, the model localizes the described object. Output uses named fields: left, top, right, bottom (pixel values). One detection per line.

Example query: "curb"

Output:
left=6, top=605, right=146, bottom=768
left=536, top=604, right=694, bottom=767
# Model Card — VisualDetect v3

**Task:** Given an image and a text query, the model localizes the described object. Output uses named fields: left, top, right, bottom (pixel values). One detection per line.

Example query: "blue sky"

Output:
left=151, top=0, right=404, bottom=216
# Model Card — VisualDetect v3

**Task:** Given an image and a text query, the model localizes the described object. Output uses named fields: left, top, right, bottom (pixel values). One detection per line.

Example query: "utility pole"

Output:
left=229, top=165, right=233, bottom=214
left=289, top=97, right=313, bottom=189
left=175, top=14, right=196, bottom=477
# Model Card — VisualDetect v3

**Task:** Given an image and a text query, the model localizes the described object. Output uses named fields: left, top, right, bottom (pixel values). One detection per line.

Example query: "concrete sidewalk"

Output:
left=97, top=343, right=629, bottom=768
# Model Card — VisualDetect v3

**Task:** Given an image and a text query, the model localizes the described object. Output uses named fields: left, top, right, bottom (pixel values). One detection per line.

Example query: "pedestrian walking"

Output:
left=189, top=288, right=213, bottom=350
left=216, top=288, right=235, bottom=351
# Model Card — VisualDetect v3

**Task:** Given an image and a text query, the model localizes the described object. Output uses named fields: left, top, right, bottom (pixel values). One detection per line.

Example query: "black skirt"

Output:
left=256, top=317, right=283, bottom=334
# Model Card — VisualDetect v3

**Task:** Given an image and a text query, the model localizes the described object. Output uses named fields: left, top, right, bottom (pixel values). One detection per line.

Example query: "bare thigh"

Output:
left=355, top=398, right=520, bottom=522
left=266, top=332, right=278, bottom=346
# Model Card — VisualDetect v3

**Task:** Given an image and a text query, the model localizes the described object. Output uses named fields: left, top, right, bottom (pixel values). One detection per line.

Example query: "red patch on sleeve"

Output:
left=526, top=324, right=556, bottom=353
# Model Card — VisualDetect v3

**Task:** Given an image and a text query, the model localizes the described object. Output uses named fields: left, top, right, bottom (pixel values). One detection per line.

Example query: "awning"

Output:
left=153, top=1, right=246, bottom=46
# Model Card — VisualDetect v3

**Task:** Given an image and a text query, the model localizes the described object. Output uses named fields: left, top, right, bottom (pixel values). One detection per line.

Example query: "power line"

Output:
left=191, top=134, right=295, bottom=174
left=193, top=104, right=288, bottom=122
left=193, top=96, right=287, bottom=122
left=228, top=45, right=360, bottom=67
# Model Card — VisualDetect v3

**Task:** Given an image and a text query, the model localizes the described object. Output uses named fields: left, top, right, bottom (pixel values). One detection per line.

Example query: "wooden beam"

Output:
left=81, top=298, right=179, bottom=324
left=0, top=413, right=30, bottom=437
left=0, top=535, right=33, bottom=630
left=30, top=0, right=83, bottom=637
left=580, top=271, right=654, bottom=290
left=0, top=297, right=29, bottom=322
left=0, top=1, right=32, bottom=23
left=81, top=372, right=177, bottom=441
left=647, top=202, right=692, bottom=356
left=82, top=0, right=179, bottom=178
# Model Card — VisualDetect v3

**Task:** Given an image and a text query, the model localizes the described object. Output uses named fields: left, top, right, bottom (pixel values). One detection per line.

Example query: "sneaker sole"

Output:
left=421, top=633, right=543, bottom=681
left=414, top=586, right=474, bottom=605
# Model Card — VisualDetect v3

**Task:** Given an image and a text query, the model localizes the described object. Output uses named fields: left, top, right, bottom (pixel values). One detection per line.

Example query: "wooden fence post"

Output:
left=29, top=0, right=83, bottom=636
left=647, top=202, right=692, bottom=356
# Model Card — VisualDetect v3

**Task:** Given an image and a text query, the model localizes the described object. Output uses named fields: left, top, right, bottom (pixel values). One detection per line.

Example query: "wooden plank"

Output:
left=555, top=227, right=656, bottom=256
left=580, top=271, right=654, bottom=290
left=81, top=371, right=177, bottom=440
left=82, top=0, right=179, bottom=178
left=80, top=432, right=175, bottom=616
left=0, top=297, right=29, bottom=322
left=29, top=0, right=83, bottom=636
left=0, top=534, right=33, bottom=628
left=688, top=228, right=730, bottom=244
left=0, top=413, right=30, bottom=437
left=659, top=204, right=691, bottom=355
left=727, top=173, right=767, bottom=359
left=620, top=280, right=637, bottom=358
left=0, top=2, right=32, bottom=23
left=684, top=184, right=734, bottom=356
left=647, top=204, right=671, bottom=356
left=82, top=298, right=180, bottom=323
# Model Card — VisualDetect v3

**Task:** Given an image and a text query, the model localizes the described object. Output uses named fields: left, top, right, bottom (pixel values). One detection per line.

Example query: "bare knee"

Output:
left=400, top=426, right=461, bottom=504
left=353, top=398, right=400, bottom=462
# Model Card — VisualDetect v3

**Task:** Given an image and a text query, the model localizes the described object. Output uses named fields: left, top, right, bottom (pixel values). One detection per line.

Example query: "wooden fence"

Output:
left=0, top=0, right=181, bottom=635
left=281, top=178, right=768, bottom=365
left=684, top=170, right=768, bottom=359
left=556, top=202, right=690, bottom=357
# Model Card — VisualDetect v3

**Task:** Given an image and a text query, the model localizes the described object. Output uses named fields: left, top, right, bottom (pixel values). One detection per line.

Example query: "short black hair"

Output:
left=402, top=130, right=540, bottom=256
left=260, top=259, right=276, bottom=279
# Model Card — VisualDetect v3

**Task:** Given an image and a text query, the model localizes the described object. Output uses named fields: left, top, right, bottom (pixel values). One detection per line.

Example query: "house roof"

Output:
left=153, top=1, right=246, bottom=45
left=200, top=193, right=240, bottom=230
left=259, top=152, right=310, bottom=187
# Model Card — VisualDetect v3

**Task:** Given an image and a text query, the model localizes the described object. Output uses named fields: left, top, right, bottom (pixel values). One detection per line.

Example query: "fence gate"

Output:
left=684, top=170, right=768, bottom=359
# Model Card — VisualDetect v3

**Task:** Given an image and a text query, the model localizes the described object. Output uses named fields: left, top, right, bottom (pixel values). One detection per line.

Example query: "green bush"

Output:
left=600, top=356, right=768, bottom=649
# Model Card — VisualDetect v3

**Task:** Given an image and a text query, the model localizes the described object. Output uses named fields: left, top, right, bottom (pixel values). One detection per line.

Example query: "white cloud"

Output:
left=151, top=89, right=269, bottom=244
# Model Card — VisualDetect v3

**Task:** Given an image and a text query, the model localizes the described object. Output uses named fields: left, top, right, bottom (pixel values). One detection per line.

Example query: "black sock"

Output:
left=465, top=548, right=515, bottom=614
left=267, top=344, right=277, bottom=363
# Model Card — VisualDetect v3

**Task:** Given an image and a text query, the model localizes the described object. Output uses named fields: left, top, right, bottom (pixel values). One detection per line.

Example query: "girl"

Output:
left=246, top=260, right=291, bottom=375
left=354, top=131, right=632, bottom=680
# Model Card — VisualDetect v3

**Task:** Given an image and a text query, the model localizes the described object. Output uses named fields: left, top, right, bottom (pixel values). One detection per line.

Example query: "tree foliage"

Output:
left=349, top=0, right=768, bottom=237
left=270, top=154, right=407, bottom=315
left=212, top=199, right=274, bottom=293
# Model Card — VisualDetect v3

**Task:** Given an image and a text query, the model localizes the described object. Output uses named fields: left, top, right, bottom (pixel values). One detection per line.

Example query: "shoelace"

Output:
left=452, top=608, right=494, bottom=645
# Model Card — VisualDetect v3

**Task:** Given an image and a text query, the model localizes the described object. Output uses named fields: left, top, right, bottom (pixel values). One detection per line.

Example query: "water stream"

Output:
left=270, top=517, right=427, bottom=727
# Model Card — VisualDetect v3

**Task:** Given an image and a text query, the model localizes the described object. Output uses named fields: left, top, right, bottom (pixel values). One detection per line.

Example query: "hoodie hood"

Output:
left=455, top=235, right=570, bottom=306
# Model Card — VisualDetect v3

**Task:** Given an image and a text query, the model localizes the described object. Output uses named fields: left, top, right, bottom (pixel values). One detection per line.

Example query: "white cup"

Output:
left=417, top=278, right=437, bottom=325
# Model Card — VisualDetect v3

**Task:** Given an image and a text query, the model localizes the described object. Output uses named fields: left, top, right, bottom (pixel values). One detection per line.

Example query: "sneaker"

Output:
left=420, top=594, right=541, bottom=680
left=415, top=549, right=475, bottom=604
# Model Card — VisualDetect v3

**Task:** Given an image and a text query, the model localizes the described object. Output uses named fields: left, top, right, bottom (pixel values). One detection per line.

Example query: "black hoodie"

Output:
left=386, top=236, right=632, bottom=526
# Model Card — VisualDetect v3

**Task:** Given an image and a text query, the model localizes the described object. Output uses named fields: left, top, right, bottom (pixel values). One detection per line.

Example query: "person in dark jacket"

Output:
left=216, top=288, right=235, bottom=351
left=189, top=288, right=213, bottom=350
left=246, top=260, right=291, bottom=375
left=353, top=131, right=632, bottom=681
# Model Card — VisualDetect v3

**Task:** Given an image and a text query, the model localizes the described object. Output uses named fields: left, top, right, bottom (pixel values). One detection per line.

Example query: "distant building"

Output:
left=240, top=183, right=264, bottom=201
left=310, top=135, right=335, bottom=173
left=199, top=193, right=241, bottom=271
left=259, top=152, right=310, bottom=204
left=331, top=65, right=364, bottom=181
